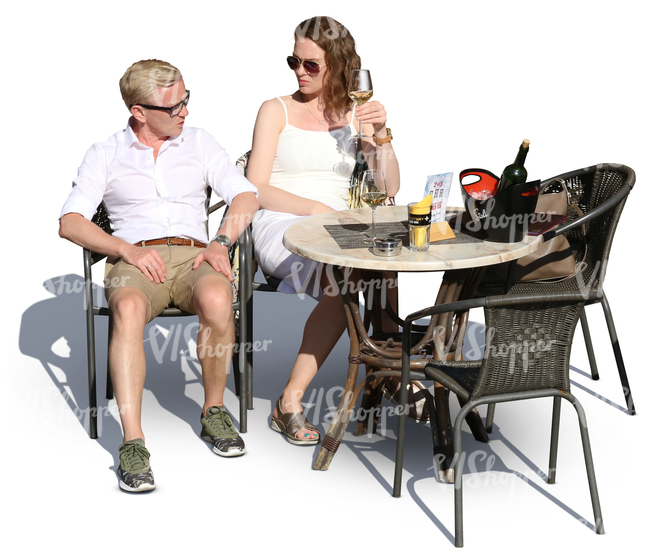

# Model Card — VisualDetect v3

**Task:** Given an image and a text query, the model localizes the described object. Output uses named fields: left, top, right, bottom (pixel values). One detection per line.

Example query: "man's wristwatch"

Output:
left=373, top=128, right=393, bottom=146
left=211, top=234, right=232, bottom=249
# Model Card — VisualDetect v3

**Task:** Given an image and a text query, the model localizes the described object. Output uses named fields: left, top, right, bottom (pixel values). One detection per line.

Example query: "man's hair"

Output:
left=119, top=59, right=182, bottom=109
left=294, top=17, right=361, bottom=119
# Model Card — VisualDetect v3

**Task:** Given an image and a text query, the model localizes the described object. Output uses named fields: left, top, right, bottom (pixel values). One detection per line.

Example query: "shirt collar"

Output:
left=125, top=118, right=140, bottom=148
left=124, top=117, right=186, bottom=148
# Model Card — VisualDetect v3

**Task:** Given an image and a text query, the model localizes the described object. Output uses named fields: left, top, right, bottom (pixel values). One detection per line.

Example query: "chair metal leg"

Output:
left=244, top=234, right=254, bottom=414
left=232, top=346, right=241, bottom=397
left=106, top=316, right=114, bottom=400
left=548, top=396, right=561, bottom=484
left=566, top=393, right=605, bottom=534
left=485, top=403, right=495, bottom=433
left=580, top=308, right=599, bottom=380
left=238, top=228, right=254, bottom=432
left=601, top=292, right=635, bottom=415
left=453, top=401, right=475, bottom=548
left=85, top=280, right=98, bottom=440
left=238, top=293, right=247, bottom=433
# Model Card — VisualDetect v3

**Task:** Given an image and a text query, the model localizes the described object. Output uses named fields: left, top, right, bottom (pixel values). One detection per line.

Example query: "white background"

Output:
left=3, top=1, right=647, bottom=550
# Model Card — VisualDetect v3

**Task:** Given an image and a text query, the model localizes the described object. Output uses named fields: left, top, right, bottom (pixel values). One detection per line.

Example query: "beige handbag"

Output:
left=484, top=178, right=585, bottom=283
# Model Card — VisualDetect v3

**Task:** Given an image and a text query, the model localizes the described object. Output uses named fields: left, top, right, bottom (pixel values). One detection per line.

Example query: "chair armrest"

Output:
left=404, top=288, right=595, bottom=327
left=208, top=200, right=226, bottom=217
left=542, top=183, right=632, bottom=242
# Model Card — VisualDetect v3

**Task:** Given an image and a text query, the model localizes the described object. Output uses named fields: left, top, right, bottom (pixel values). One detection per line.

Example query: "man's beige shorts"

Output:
left=104, top=245, right=230, bottom=323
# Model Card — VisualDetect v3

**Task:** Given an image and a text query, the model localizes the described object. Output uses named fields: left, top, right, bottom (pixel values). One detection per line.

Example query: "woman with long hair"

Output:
left=247, top=16, right=399, bottom=444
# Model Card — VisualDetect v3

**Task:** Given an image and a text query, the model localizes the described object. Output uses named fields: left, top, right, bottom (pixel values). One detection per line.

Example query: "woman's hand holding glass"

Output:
left=354, top=100, right=388, bottom=136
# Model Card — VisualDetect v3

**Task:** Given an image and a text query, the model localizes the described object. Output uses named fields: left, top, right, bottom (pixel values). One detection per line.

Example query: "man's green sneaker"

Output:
left=200, top=406, right=246, bottom=457
left=117, top=438, right=156, bottom=492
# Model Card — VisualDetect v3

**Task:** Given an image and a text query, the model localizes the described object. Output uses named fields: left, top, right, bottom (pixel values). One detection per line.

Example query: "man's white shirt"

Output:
left=60, top=120, right=257, bottom=244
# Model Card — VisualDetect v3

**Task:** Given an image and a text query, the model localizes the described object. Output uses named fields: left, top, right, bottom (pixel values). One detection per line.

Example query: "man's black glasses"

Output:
left=131, top=90, right=190, bottom=117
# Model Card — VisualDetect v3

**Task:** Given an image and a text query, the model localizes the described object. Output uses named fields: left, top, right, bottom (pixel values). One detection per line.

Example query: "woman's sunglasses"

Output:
left=286, top=56, right=322, bottom=76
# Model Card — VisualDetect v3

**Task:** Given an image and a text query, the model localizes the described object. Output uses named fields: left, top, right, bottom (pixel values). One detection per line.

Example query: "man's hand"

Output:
left=121, top=245, right=167, bottom=283
left=192, top=242, right=233, bottom=281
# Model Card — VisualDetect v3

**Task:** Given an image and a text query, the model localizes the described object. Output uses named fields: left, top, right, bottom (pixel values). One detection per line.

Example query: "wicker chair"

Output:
left=393, top=292, right=604, bottom=547
left=478, top=164, right=636, bottom=417
left=83, top=193, right=253, bottom=438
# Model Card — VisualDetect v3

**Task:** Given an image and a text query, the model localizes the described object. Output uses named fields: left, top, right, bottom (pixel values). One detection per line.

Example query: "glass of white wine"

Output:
left=349, top=69, right=373, bottom=139
left=360, top=169, right=387, bottom=245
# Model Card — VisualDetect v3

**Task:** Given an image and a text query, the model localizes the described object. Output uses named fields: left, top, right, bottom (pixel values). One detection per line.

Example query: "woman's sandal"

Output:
left=270, top=398, right=321, bottom=446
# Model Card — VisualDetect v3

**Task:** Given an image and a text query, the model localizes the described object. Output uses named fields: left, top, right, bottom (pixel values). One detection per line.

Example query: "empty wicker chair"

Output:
left=393, top=291, right=604, bottom=547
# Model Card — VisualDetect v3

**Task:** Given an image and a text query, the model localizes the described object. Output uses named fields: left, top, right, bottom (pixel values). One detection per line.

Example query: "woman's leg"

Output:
left=273, top=268, right=355, bottom=440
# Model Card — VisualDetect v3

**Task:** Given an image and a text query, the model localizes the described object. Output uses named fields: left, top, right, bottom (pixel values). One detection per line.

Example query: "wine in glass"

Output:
left=360, top=169, right=387, bottom=245
left=349, top=69, right=373, bottom=139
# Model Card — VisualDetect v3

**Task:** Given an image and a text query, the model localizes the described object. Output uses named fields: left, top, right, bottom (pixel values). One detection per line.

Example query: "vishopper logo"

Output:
left=466, top=202, right=559, bottom=235
left=146, top=322, right=272, bottom=366
left=288, top=262, right=398, bottom=307
left=148, top=68, right=183, bottom=105
left=301, top=386, right=410, bottom=437
left=44, top=275, right=131, bottom=296
left=44, top=275, right=131, bottom=310
left=294, top=17, right=349, bottom=43
left=484, top=326, right=557, bottom=375
left=26, top=386, right=123, bottom=437
left=433, top=450, right=558, bottom=491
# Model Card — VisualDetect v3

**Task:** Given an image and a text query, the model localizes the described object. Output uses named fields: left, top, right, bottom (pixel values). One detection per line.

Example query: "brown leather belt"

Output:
left=135, top=237, right=207, bottom=248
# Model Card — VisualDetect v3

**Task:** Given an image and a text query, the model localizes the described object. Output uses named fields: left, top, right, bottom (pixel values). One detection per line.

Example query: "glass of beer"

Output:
left=408, top=202, right=432, bottom=252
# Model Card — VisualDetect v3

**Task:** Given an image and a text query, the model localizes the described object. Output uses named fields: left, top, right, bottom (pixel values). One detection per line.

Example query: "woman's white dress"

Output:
left=252, top=97, right=357, bottom=299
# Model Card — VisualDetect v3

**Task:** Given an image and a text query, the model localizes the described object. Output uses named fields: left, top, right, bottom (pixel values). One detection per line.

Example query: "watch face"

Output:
left=214, top=235, right=231, bottom=247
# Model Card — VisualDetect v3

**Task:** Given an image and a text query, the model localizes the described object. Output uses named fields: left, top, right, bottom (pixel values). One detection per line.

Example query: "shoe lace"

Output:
left=205, top=409, right=236, bottom=436
left=120, top=442, right=150, bottom=471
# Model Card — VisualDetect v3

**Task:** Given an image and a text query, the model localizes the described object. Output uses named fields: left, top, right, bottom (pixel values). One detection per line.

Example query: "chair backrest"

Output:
left=472, top=298, right=584, bottom=398
left=545, top=163, right=635, bottom=287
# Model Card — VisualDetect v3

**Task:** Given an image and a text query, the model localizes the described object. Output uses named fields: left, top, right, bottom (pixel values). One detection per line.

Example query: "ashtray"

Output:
left=372, top=237, right=402, bottom=257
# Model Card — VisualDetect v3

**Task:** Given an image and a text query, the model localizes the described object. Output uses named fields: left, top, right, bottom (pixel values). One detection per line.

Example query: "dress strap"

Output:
left=275, top=97, right=289, bottom=125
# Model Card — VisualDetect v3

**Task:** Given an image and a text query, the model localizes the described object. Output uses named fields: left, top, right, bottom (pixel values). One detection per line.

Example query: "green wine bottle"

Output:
left=499, top=139, right=530, bottom=191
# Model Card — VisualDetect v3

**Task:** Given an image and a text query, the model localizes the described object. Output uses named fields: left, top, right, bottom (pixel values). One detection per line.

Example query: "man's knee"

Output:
left=193, top=276, right=233, bottom=327
left=109, top=287, right=150, bottom=325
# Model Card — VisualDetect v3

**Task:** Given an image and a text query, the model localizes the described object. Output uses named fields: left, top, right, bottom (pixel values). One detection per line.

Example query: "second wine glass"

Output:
left=360, top=169, right=387, bottom=245
left=349, top=69, right=373, bottom=139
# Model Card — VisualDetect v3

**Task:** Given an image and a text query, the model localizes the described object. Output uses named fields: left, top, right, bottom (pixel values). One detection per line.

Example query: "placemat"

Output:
left=324, top=221, right=482, bottom=249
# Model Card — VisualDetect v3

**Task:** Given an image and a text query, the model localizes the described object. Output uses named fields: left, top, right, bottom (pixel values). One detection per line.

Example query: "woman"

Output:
left=246, top=16, right=399, bottom=444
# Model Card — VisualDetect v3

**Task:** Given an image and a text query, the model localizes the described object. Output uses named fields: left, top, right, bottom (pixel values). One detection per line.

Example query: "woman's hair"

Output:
left=119, top=59, right=182, bottom=109
left=294, top=16, right=361, bottom=118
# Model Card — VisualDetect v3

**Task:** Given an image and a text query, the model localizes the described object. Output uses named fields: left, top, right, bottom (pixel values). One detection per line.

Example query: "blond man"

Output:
left=60, top=60, right=258, bottom=492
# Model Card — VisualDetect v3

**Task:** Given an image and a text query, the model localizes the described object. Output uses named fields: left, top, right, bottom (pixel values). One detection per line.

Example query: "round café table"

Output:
left=283, top=206, right=543, bottom=481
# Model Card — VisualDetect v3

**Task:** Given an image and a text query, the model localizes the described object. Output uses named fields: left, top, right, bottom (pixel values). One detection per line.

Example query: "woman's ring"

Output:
left=147, top=264, right=152, bottom=268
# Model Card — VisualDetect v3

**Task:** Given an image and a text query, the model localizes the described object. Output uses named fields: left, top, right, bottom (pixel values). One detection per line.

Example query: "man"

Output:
left=59, top=59, right=259, bottom=492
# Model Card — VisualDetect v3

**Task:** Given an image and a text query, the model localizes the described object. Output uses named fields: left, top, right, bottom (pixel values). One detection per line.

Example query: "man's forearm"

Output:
left=214, top=192, right=259, bottom=244
left=59, top=213, right=133, bottom=258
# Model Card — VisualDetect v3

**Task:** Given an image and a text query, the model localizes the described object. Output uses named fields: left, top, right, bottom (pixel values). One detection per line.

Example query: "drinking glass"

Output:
left=360, top=169, right=387, bottom=245
left=349, top=69, right=373, bottom=139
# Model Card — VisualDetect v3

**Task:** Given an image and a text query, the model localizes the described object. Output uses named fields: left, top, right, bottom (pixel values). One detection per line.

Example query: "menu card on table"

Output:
left=425, top=172, right=454, bottom=223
